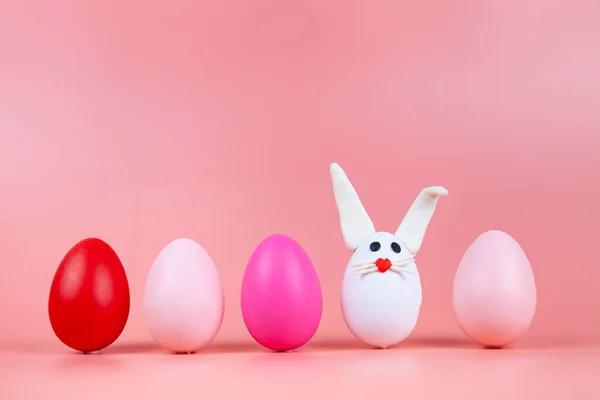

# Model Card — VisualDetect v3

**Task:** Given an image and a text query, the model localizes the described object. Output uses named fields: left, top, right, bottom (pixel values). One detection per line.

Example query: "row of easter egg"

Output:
left=48, top=234, right=322, bottom=354
left=48, top=230, right=536, bottom=354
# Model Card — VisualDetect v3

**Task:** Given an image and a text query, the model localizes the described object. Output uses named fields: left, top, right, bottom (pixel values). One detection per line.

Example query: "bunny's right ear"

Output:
left=329, top=163, right=376, bottom=251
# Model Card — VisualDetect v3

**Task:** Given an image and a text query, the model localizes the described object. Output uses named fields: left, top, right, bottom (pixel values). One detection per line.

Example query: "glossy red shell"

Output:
left=48, top=238, right=130, bottom=352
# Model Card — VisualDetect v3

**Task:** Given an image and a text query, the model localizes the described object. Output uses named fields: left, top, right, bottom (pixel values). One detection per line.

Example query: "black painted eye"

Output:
left=391, top=242, right=401, bottom=253
left=369, top=242, right=381, bottom=252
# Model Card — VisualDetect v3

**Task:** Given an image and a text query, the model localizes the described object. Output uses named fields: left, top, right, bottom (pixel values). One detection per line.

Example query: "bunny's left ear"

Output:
left=395, top=186, right=448, bottom=254
left=330, top=163, right=376, bottom=251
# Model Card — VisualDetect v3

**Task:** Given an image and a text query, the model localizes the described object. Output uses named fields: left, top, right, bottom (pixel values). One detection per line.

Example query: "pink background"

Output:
left=1, top=0, right=600, bottom=398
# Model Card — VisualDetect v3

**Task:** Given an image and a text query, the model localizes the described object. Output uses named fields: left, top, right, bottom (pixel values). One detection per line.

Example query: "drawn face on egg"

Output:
left=358, top=232, right=407, bottom=262
left=349, top=232, right=416, bottom=274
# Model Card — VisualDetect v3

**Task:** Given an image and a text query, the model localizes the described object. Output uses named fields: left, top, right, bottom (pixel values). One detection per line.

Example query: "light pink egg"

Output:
left=453, top=230, right=537, bottom=348
left=143, top=238, right=224, bottom=353
left=241, top=234, right=322, bottom=351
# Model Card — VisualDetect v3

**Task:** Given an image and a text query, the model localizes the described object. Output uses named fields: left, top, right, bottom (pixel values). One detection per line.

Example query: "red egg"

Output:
left=49, top=238, right=130, bottom=353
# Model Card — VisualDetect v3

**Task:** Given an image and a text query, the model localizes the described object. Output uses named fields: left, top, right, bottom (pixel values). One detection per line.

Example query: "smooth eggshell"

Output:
left=143, top=238, right=224, bottom=353
left=453, top=230, right=537, bottom=348
left=241, top=234, right=322, bottom=351
left=49, top=238, right=130, bottom=353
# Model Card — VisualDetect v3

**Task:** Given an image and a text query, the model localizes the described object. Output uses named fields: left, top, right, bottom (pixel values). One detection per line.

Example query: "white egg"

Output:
left=342, top=232, right=422, bottom=348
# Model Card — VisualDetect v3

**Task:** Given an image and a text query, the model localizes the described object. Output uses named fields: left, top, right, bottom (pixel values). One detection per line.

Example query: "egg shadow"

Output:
left=495, top=336, right=600, bottom=351
left=102, top=340, right=264, bottom=356
left=52, top=351, right=125, bottom=373
left=302, top=336, right=475, bottom=352
left=401, top=336, right=475, bottom=349
left=102, top=341, right=164, bottom=355
left=238, top=348, right=323, bottom=376
left=198, top=341, right=262, bottom=354
left=302, top=340, right=372, bottom=352
left=401, top=335, right=600, bottom=351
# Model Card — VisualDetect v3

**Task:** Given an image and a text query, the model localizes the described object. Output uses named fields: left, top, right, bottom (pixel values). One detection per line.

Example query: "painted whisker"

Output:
left=349, top=262, right=376, bottom=268
left=391, top=261, right=412, bottom=268
left=350, top=255, right=414, bottom=270
left=390, top=266, right=415, bottom=274
left=350, top=255, right=416, bottom=276
left=355, top=267, right=378, bottom=275
left=354, top=264, right=376, bottom=271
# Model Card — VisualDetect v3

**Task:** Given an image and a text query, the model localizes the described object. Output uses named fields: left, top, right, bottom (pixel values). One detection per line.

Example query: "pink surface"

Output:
left=3, top=338, right=600, bottom=398
left=1, top=0, right=600, bottom=398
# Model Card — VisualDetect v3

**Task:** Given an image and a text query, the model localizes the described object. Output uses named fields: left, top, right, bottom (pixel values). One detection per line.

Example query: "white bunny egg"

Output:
left=330, top=163, right=447, bottom=349
left=342, top=232, right=422, bottom=348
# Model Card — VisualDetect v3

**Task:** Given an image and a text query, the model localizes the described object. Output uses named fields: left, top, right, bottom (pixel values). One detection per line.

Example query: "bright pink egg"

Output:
left=241, top=234, right=322, bottom=351
left=453, top=230, right=537, bottom=348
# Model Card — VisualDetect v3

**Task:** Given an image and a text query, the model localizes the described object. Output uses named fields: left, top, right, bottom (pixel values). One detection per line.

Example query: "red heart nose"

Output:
left=375, top=258, right=392, bottom=273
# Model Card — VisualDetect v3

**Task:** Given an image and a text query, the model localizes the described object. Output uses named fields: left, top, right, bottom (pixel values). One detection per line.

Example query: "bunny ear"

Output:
left=395, top=186, right=448, bottom=254
left=329, top=163, right=376, bottom=251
